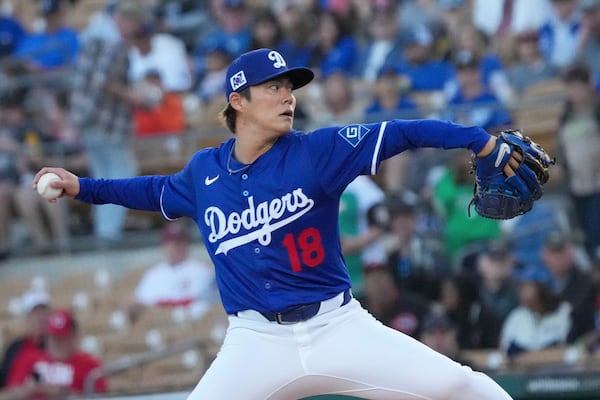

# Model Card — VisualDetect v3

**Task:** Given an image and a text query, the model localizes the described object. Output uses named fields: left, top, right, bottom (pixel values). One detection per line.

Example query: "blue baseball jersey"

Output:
left=77, top=119, right=490, bottom=314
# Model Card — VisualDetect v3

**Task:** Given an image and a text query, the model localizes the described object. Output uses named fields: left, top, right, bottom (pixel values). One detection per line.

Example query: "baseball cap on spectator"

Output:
left=543, top=230, right=571, bottom=251
left=516, top=266, right=553, bottom=286
left=46, top=310, right=77, bottom=337
left=225, top=48, right=314, bottom=101
left=421, top=312, right=456, bottom=333
left=401, top=26, right=433, bottom=47
left=454, top=50, right=480, bottom=70
left=39, top=0, right=61, bottom=15
left=115, top=0, right=154, bottom=21
left=161, top=222, right=189, bottom=242
left=581, top=0, right=600, bottom=11
left=224, top=0, right=246, bottom=9
left=385, top=191, right=418, bottom=216
left=21, top=289, right=50, bottom=313
left=483, top=239, right=513, bottom=260
left=438, top=0, right=465, bottom=10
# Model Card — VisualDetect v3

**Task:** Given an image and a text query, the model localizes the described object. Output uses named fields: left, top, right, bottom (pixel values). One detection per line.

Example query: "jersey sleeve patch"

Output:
left=337, top=124, right=370, bottom=148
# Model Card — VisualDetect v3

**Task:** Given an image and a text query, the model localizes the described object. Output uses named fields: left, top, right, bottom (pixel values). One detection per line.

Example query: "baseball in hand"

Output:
left=37, top=172, right=64, bottom=200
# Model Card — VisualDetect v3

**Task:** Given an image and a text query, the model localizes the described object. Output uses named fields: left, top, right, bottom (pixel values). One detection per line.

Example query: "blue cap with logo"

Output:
left=225, top=48, right=314, bottom=101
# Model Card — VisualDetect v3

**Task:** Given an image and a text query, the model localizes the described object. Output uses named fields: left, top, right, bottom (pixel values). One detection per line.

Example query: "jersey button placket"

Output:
left=241, top=173, right=249, bottom=196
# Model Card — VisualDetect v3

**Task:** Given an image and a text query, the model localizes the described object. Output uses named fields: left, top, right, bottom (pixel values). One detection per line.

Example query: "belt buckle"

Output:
left=275, top=312, right=295, bottom=325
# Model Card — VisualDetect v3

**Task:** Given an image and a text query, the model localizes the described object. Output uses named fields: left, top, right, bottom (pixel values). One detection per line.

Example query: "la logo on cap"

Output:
left=230, top=70, right=247, bottom=91
left=268, top=50, right=286, bottom=68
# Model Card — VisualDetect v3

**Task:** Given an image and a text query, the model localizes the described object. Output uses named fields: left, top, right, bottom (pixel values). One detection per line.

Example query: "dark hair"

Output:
left=220, top=88, right=251, bottom=134
left=527, top=281, right=562, bottom=314
left=563, top=64, right=592, bottom=84
left=250, top=10, right=283, bottom=50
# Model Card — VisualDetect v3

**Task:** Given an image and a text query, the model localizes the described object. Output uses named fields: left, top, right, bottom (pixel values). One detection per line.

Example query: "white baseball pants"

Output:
left=187, top=296, right=513, bottom=400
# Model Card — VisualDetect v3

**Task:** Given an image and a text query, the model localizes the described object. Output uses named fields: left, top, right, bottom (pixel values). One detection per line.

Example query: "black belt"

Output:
left=260, top=289, right=352, bottom=324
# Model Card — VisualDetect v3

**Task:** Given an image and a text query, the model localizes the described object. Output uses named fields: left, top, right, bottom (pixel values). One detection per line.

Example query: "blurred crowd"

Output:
left=0, top=0, right=598, bottom=385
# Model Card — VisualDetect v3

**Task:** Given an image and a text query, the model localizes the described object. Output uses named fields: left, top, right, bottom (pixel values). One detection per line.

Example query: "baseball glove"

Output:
left=469, top=129, right=554, bottom=220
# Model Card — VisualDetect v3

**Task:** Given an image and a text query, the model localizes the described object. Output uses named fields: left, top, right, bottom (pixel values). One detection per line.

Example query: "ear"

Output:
left=229, top=92, right=245, bottom=112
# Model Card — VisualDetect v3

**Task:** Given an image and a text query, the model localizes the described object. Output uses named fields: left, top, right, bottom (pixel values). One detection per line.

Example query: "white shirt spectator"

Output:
left=134, top=258, right=216, bottom=307
left=500, top=301, right=571, bottom=352
left=473, top=0, right=552, bottom=36
left=128, top=33, right=193, bottom=92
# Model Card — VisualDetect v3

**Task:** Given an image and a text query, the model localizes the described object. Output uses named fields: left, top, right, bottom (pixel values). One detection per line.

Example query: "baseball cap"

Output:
left=483, top=239, right=512, bottom=260
left=40, top=0, right=61, bottom=15
left=438, top=0, right=465, bottom=10
left=46, top=310, right=77, bottom=337
left=224, top=0, right=245, bottom=8
left=421, top=312, right=456, bottom=333
left=161, top=222, right=189, bottom=242
left=115, top=0, right=154, bottom=20
left=581, top=0, right=600, bottom=11
left=454, top=50, right=480, bottom=70
left=225, top=48, right=314, bottom=101
left=385, top=191, right=418, bottom=216
left=21, top=289, right=50, bottom=313
left=400, top=26, right=433, bottom=47
left=543, top=230, right=571, bottom=251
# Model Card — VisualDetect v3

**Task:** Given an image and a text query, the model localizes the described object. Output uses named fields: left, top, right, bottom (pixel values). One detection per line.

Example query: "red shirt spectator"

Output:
left=133, top=71, right=186, bottom=137
left=0, top=290, right=50, bottom=389
left=6, top=310, right=107, bottom=399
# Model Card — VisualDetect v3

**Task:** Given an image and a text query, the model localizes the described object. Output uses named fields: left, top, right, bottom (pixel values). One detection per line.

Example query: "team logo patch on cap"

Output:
left=230, top=70, right=247, bottom=91
left=337, top=124, right=370, bottom=147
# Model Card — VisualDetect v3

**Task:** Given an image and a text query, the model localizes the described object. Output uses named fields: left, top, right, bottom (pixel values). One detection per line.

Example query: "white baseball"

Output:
left=37, top=172, right=64, bottom=200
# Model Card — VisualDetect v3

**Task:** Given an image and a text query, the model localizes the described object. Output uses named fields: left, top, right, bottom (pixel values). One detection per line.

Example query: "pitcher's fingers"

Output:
left=508, top=158, right=520, bottom=170
left=504, top=162, right=516, bottom=177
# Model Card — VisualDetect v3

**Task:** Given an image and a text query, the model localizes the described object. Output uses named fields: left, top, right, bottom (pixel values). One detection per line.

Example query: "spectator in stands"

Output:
left=248, top=10, right=285, bottom=53
left=126, top=3, right=193, bottom=93
left=363, top=66, right=419, bottom=123
left=133, top=70, right=186, bottom=137
left=432, top=150, right=501, bottom=267
left=419, top=311, right=466, bottom=363
left=154, top=0, right=213, bottom=52
left=338, top=175, right=387, bottom=299
left=0, top=289, right=50, bottom=389
left=195, top=43, right=233, bottom=103
left=0, top=12, right=26, bottom=59
left=437, top=273, right=480, bottom=349
left=445, top=24, right=513, bottom=104
left=308, top=10, right=359, bottom=79
left=575, top=0, right=600, bottom=74
left=397, top=25, right=455, bottom=92
left=508, top=29, right=558, bottom=94
left=125, top=221, right=217, bottom=323
left=541, top=231, right=597, bottom=343
left=10, top=90, right=69, bottom=254
left=269, top=0, right=316, bottom=68
left=385, top=191, right=447, bottom=302
left=0, top=90, right=25, bottom=260
left=14, top=0, right=80, bottom=71
left=5, top=309, right=108, bottom=397
left=68, top=1, right=144, bottom=245
left=78, top=0, right=120, bottom=44
left=397, top=0, right=445, bottom=36
left=539, top=0, right=582, bottom=70
left=472, top=241, right=519, bottom=348
left=192, top=0, right=251, bottom=82
left=444, top=51, right=513, bottom=133
left=472, top=0, right=551, bottom=38
left=504, top=199, right=566, bottom=276
left=362, top=265, right=430, bottom=338
left=499, top=270, right=572, bottom=356
left=354, top=1, right=404, bottom=83
left=556, top=64, right=600, bottom=259
left=305, top=70, right=362, bottom=130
